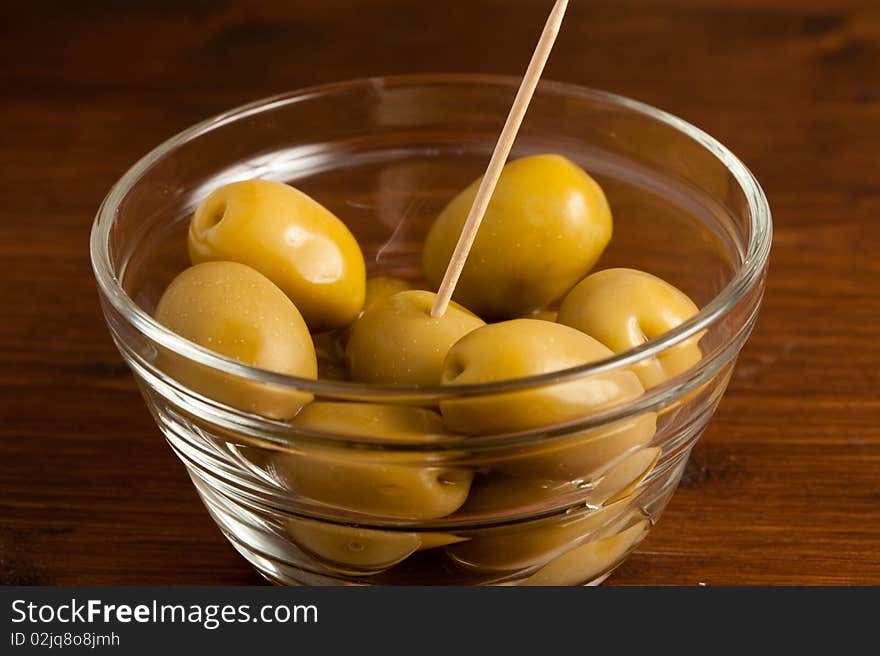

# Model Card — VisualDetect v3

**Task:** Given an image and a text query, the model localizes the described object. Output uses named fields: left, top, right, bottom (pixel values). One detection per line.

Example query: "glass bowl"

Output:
left=90, top=74, right=771, bottom=585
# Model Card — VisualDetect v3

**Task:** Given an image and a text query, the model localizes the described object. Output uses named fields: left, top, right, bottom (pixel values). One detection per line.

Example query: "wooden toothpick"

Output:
left=430, top=0, right=570, bottom=318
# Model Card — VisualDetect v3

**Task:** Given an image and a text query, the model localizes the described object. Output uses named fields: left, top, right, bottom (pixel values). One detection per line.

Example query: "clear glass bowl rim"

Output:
left=90, top=73, right=772, bottom=401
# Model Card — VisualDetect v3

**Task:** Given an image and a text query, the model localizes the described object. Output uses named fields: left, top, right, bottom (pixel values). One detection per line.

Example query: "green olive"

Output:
left=333, top=275, right=419, bottom=353
left=440, top=319, right=644, bottom=435
left=188, top=179, right=366, bottom=332
left=153, top=261, right=316, bottom=419
left=458, top=474, right=585, bottom=516
left=363, top=276, right=415, bottom=312
left=521, top=519, right=650, bottom=585
left=447, top=500, right=627, bottom=572
left=459, top=446, right=659, bottom=515
left=293, top=402, right=451, bottom=441
left=346, top=290, right=484, bottom=386
left=423, top=154, right=612, bottom=320
left=526, top=309, right=558, bottom=322
left=491, top=413, right=657, bottom=481
left=558, top=268, right=702, bottom=389
left=588, top=447, right=661, bottom=506
left=285, top=517, right=465, bottom=575
left=440, top=319, right=653, bottom=479
left=311, top=330, right=347, bottom=381
left=264, top=403, right=473, bottom=519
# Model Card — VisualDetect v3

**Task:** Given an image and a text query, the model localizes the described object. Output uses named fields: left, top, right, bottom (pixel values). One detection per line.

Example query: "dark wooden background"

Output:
left=2, top=0, right=878, bottom=585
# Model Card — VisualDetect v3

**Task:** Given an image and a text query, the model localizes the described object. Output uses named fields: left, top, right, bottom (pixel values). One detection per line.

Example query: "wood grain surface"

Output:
left=2, top=0, right=878, bottom=585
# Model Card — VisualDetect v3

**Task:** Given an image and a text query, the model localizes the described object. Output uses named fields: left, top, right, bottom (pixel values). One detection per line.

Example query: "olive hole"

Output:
left=444, top=358, right=466, bottom=381
left=436, top=470, right=459, bottom=486
left=632, top=318, right=649, bottom=345
left=207, top=201, right=228, bottom=229
left=197, top=200, right=228, bottom=234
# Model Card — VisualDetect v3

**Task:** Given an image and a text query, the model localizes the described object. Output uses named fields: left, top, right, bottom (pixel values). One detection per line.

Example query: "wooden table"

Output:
left=2, top=0, right=878, bottom=586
